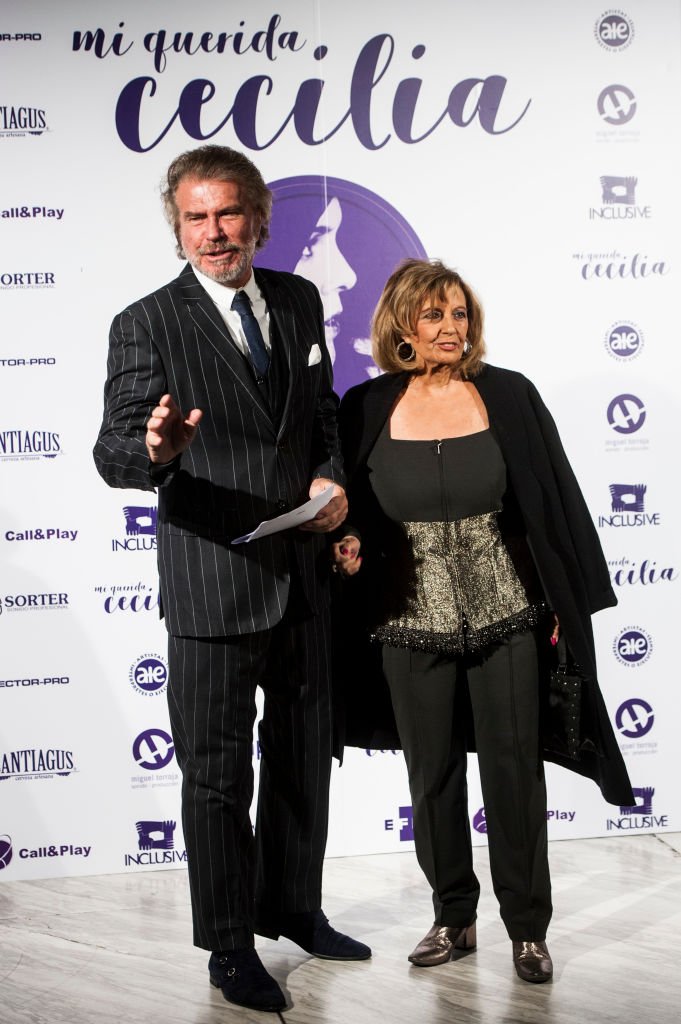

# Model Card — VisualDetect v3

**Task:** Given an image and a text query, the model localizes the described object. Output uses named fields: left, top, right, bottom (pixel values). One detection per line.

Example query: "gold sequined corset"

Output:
left=366, top=426, right=545, bottom=655
left=372, top=514, right=545, bottom=655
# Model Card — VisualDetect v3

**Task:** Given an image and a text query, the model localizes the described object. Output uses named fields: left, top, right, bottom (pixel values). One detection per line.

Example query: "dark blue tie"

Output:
left=231, top=290, right=270, bottom=377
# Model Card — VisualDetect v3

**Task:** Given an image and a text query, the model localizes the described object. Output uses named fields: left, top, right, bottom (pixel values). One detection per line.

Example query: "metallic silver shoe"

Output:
left=408, top=922, right=477, bottom=967
left=512, top=940, right=553, bottom=983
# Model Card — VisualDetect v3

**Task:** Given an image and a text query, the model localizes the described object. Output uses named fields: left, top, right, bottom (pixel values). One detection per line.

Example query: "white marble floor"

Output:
left=1, top=833, right=680, bottom=1024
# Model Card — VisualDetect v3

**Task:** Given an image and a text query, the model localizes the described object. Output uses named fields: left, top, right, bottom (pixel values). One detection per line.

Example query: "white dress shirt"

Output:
left=192, top=266, right=271, bottom=357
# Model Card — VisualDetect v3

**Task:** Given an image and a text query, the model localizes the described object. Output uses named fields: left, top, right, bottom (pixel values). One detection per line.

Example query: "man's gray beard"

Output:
left=186, top=241, right=256, bottom=285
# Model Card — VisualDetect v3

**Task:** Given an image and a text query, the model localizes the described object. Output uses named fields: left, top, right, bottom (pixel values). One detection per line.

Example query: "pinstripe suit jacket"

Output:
left=93, top=264, right=344, bottom=637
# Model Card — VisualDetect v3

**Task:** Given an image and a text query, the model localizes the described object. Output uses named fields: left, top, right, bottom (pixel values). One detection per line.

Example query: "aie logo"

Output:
left=613, top=627, right=652, bottom=667
left=605, top=322, right=643, bottom=360
left=473, top=807, right=487, bottom=834
left=0, top=834, right=12, bottom=869
left=129, top=653, right=167, bottom=696
left=597, top=84, right=636, bottom=125
left=595, top=11, right=634, bottom=51
left=616, top=698, right=654, bottom=739
left=607, top=394, right=645, bottom=434
left=132, top=728, right=175, bottom=771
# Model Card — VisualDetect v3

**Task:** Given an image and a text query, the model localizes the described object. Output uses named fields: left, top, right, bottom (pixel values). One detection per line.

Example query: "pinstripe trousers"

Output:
left=383, top=629, right=552, bottom=941
left=167, top=596, right=333, bottom=952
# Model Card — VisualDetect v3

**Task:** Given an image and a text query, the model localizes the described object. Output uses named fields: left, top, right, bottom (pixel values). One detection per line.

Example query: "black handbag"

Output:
left=546, top=637, right=583, bottom=760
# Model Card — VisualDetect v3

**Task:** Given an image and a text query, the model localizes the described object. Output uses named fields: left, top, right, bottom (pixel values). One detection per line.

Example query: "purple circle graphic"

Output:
left=0, top=835, right=12, bottom=869
left=255, top=176, right=427, bottom=396
left=472, top=807, right=487, bottom=834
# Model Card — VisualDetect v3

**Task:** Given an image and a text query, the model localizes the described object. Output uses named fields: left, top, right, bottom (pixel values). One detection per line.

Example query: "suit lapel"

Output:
left=177, top=267, right=273, bottom=424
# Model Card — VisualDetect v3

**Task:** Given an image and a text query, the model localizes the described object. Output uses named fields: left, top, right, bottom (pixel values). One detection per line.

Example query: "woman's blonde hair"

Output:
left=372, top=258, right=486, bottom=377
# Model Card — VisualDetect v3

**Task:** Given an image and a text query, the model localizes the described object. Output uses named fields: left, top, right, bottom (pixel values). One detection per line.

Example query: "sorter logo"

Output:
left=590, top=177, right=650, bottom=221
left=597, top=484, right=660, bottom=528
left=124, top=820, right=187, bottom=867
left=607, top=787, right=668, bottom=831
left=0, top=748, right=76, bottom=781
left=613, top=627, right=653, bottom=667
left=0, top=429, right=61, bottom=460
left=132, top=728, right=175, bottom=771
left=606, top=394, right=646, bottom=434
left=129, top=653, right=167, bottom=697
left=605, top=322, right=643, bottom=361
left=0, top=271, right=55, bottom=288
left=0, top=835, right=12, bottom=869
left=615, top=698, right=654, bottom=739
left=597, top=84, right=636, bottom=126
left=112, top=506, right=157, bottom=553
left=0, top=105, right=47, bottom=136
left=595, top=11, right=634, bottom=51
left=0, top=592, right=69, bottom=615
left=1, top=206, right=63, bottom=220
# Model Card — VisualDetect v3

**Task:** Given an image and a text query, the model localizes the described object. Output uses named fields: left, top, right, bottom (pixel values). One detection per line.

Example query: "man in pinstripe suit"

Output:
left=94, top=146, right=370, bottom=1012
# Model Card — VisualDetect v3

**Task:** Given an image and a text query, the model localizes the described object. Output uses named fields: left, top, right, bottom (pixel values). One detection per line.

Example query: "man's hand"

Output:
left=300, top=478, right=348, bottom=533
left=146, top=394, right=203, bottom=464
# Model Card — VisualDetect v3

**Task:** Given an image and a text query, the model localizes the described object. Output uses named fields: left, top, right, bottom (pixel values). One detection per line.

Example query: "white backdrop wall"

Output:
left=0, top=0, right=679, bottom=881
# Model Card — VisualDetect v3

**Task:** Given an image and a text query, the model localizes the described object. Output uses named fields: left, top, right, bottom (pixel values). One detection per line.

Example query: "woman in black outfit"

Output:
left=332, top=259, right=633, bottom=983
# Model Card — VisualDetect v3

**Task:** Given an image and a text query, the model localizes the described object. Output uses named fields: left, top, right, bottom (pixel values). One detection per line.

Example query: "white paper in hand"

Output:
left=231, top=484, right=334, bottom=544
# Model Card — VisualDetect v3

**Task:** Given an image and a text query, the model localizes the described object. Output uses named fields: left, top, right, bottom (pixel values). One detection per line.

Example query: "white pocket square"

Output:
left=307, top=344, right=322, bottom=366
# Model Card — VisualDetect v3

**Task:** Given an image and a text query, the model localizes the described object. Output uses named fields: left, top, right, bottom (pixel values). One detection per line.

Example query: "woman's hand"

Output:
left=331, top=535, right=362, bottom=577
left=550, top=614, right=560, bottom=646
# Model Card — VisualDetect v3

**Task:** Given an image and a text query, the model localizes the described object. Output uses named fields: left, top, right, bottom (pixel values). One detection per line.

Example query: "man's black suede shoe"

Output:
left=256, top=909, right=371, bottom=961
left=208, top=949, right=286, bottom=1012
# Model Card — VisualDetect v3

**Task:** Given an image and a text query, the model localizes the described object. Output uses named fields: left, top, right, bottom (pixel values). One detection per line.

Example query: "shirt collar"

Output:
left=191, top=265, right=260, bottom=310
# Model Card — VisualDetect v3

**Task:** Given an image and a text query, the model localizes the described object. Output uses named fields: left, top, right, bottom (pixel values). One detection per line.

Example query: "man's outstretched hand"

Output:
left=146, top=394, right=203, bottom=464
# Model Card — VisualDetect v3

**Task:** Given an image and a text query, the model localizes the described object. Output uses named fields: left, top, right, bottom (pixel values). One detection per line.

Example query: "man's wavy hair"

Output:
left=372, top=258, right=486, bottom=378
left=161, top=145, right=272, bottom=257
